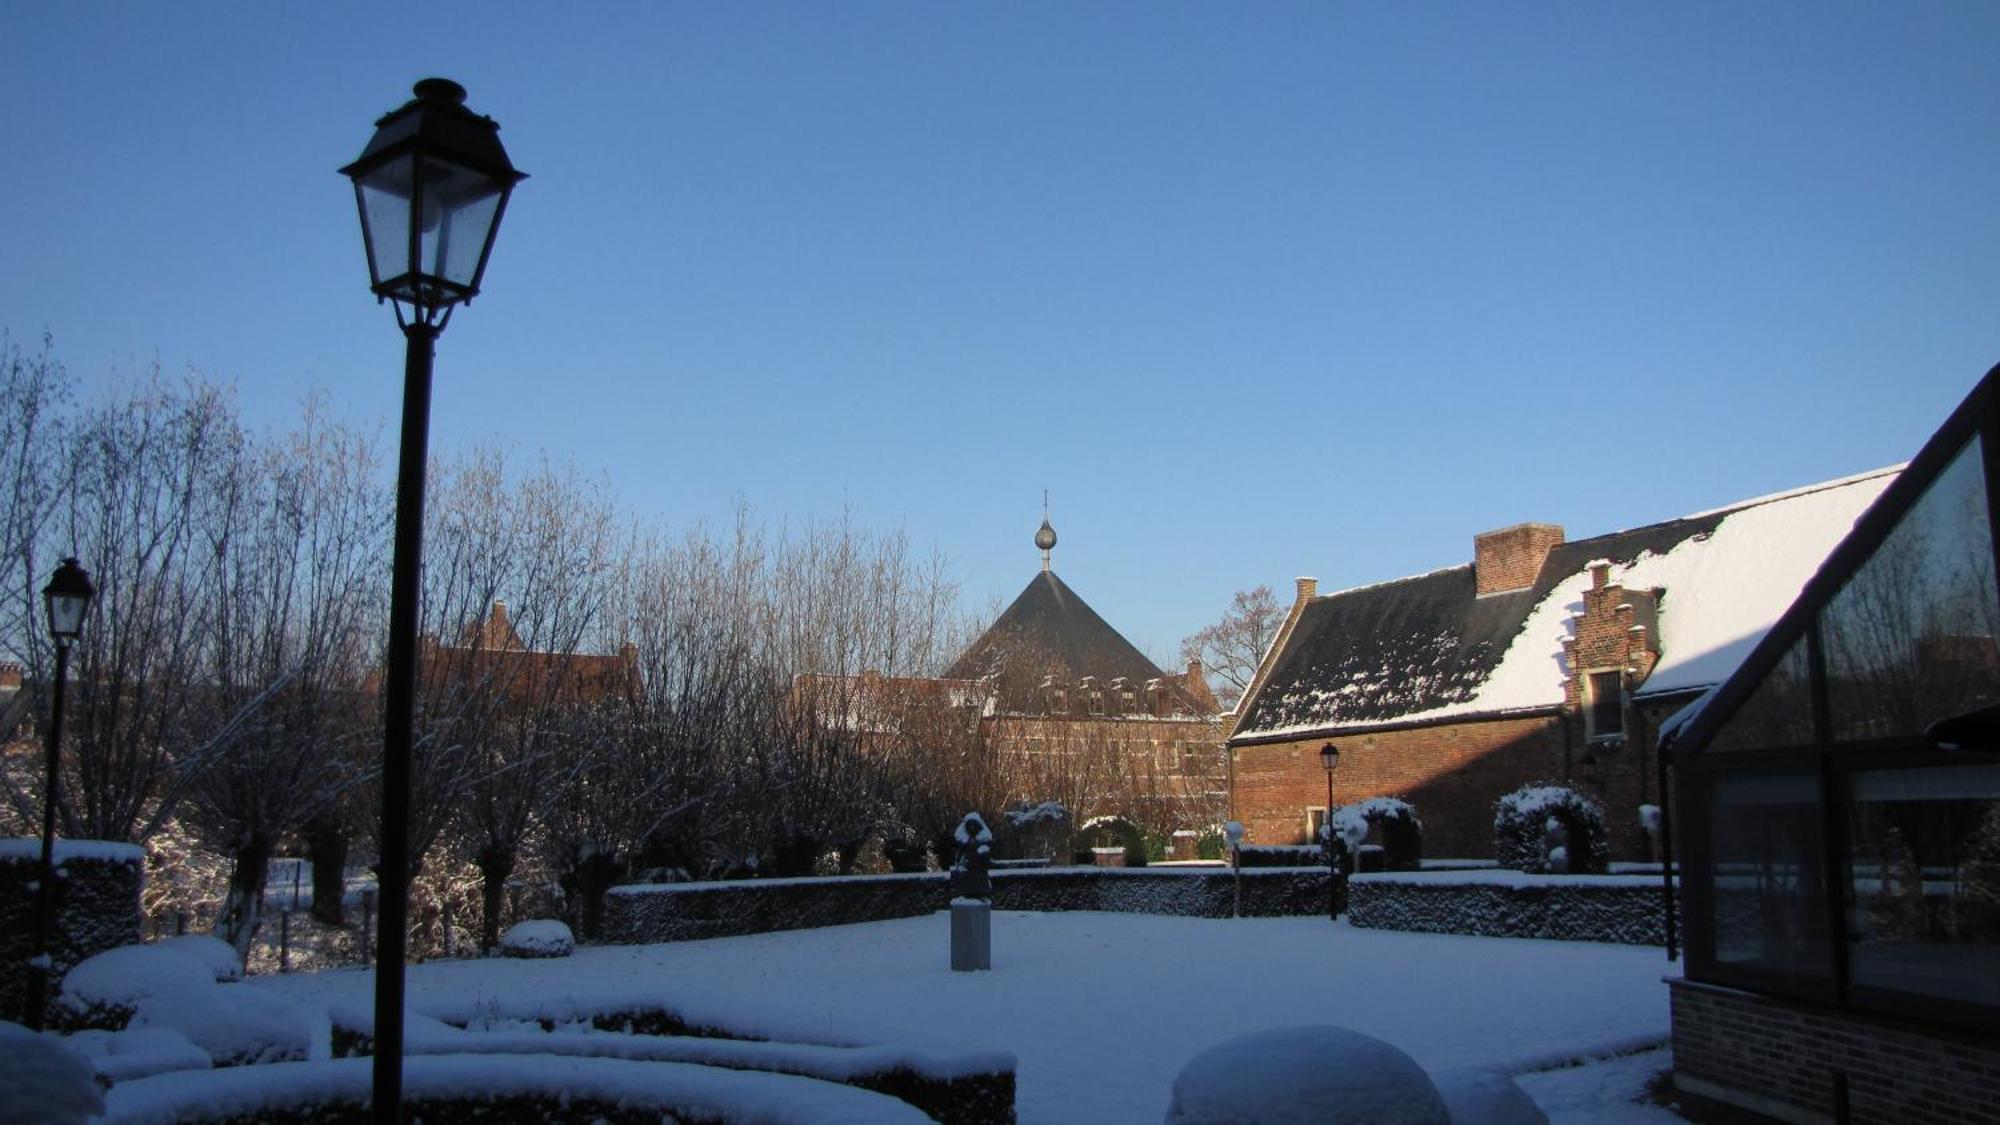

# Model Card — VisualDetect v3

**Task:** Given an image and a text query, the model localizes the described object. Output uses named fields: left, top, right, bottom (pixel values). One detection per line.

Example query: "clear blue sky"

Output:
left=7, top=4, right=2000, bottom=664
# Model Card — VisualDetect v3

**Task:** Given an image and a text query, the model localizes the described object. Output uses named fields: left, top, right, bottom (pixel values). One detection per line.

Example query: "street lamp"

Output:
left=1319, top=742, right=1340, bottom=921
left=26, top=558, right=94, bottom=1030
left=341, top=77, right=524, bottom=1122
left=1223, top=820, right=1244, bottom=918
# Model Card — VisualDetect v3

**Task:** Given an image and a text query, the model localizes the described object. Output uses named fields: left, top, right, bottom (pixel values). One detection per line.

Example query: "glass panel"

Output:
left=1706, top=635, right=1816, bottom=752
left=1824, top=436, right=2000, bottom=743
left=1845, top=764, right=2000, bottom=1007
left=356, top=156, right=417, bottom=292
left=1706, top=772, right=1834, bottom=981
left=420, top=157, right=504, bottom=292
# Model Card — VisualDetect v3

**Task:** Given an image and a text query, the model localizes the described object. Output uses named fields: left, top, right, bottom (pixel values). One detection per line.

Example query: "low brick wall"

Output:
left=604, top=867, right=1337, bottom=945
left=0, top=838, right=144, bottom=1022
left=1671, top=979, right=2000, bottom=1125
left=1346, top=870, right=1675, bottom=945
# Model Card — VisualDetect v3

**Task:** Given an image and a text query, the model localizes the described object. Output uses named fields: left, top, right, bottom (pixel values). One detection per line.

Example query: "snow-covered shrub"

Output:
left=501, top=919, right=576, bottom=959
left=1493, top=785, right=1609, bottom=874
left=156, top=934, right=243, bottom=982
left=1430, top=1067, right=1548, bottom=1125
left=1332, top=797, right=1423, bottom=871
left=63, top=1027, right=212, bottom=1083
left=1167, top=1025, right=1449, bottom=1124
left=1077, top=815, right=1147, bottom=866
left=1003, top=801, right=1070, bottom=863
left=55, top=944, right=213, bottom=1030
left=1237, top=844, right=1325, bottom=867
left=0, top=1021, right=103, bottom=1124
left=129, top=984, right=311, bottom=1066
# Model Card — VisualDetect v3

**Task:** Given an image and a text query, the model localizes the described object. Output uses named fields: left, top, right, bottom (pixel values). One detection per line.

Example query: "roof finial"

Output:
left=1035, top=491, right=1057, bottom=572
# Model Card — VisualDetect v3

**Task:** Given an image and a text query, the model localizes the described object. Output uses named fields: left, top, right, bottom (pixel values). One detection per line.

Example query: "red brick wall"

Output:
left=1473, top=523, right=1564, bottom=596
left=1671, top=979, right=2000, bottom=1125
left=1232, top=709, right=1679, bottom=861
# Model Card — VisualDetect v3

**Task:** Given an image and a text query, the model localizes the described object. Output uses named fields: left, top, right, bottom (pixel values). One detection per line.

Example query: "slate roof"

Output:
left=945, top=570, right=1168, bottom=712
left=1232, top=469, right=1899, bottom=742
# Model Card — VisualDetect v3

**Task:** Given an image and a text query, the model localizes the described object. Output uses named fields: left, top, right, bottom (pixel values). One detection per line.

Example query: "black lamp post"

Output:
left=341, top=77, right=523, bottom=1122
left=25, top=557, right=94, bottom=1030
left=1319, top=742, right=1340, bottom=920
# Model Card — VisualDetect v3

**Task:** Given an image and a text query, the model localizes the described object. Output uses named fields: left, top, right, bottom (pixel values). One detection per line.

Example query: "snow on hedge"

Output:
left=0, top=838, right=146, bottom=865
left=65, top=1027, right=212, bottom=1084
left=1431, top=1066, right=1548, bottom=1125
left=500, top=919, right=575, bottom=959
left=155, top=935, right=244, bottom=982
left=57, top=944, right=214, bottom=1025
left=1166, top=1025, right=1448, bottom=1124
left=0, top=1021, right=103, bottom=1124
left=103, top=1053, right=932, bottom=1124
left=129, top=981, right=312, bottom=1066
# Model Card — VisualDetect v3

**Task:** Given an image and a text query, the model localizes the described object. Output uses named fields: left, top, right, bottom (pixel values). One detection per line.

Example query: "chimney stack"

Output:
left=1295, top=576, right=1318, bottom=603
left=1473, top=524, right=1564, bottom=597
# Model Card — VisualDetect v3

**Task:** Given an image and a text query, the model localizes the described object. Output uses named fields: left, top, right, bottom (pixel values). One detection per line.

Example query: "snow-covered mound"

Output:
left=155, top=935, right=244, bottom=982
left=0, top=1020, right=103, bottom=1124
left=65, top=1027, right=213, bottom=1084
left=501, top=919, right=576, bottom=959
left=1166, top=1025, right=1449, bottom=1124
left=57, top=944, right=213, bottom=1027
left=130, top=984, right=312, bottom=1066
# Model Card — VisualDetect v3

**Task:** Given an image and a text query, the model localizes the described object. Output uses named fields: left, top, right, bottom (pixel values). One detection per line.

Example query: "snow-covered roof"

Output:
left=1233, top=467, right=1899, bottom=740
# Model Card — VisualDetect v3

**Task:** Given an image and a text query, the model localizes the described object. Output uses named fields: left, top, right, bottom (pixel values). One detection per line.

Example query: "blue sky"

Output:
left=6, top=4, right=2000, bottom=665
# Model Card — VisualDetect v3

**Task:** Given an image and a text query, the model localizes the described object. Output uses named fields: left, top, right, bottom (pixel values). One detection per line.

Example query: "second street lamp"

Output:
left=1319, top=741, right=1340, bottom=921
left=26, top=558, right=95, bottom=1030
left=341, top=76, right=524, bottom=1124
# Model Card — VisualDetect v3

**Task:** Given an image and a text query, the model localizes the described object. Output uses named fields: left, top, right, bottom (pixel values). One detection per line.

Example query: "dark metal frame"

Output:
left=1669, top=360, right=2000, bottom=1037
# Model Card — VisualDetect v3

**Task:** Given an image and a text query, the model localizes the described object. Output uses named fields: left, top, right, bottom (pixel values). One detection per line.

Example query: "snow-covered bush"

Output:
left=0, top=1021, right=103, bottom=1124
left=63, top=1027, right=212, bottom=1083
left=1332, top=797, right=1424, bottom=871
left=129, top=983, right=311, bottom=1066
left=1237, top=844, right=1324, bottom=868
left=1167, top=1025, right=1449, bottom=1124
left=1493, top=785, right=1609, bottom=874
left=1430, top=1067, right=1548, bottom=1125
left=55, top=943, right=214, bottom=1030
left=1077, top=815, right=1147, bottom=866
left=1003, top=800, right=1070, bottom=863
left=501, top=919, right=576, bottom=959
left=156, top=934, right=244, bottom=982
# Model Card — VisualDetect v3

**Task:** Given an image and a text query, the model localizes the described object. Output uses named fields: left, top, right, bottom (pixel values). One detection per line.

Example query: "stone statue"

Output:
left=950, top=812, right=994, bottom=900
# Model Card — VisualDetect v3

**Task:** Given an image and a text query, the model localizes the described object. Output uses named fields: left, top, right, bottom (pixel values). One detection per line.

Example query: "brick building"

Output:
left=1226, top=467, right=1898, bottom=860
left=1664, top=367, right=2000, bottom=1122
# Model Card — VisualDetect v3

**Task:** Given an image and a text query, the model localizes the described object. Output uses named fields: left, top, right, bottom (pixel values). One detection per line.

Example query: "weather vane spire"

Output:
left=1035, top=490, right=1057, bottom=573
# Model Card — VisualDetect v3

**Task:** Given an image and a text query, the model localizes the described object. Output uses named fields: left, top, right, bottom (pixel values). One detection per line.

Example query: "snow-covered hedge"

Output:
left=56, top=943, right=310, bottom=1066
left=500, top=919, right=575, bottom=959
left=155, top=935, right=244, bottom=982
left=55, top=944, right=214, bottom=1031
left=1235, top=844, right=1325, bottom=868
left=1332, top=798, right=1423, bottom=871
left=0, top=1020, right=104, bottom=1124
left=0, top=839, right=144, bottom=1023
left=1346, top=870, right=1676, bottom=946
left=1168, top=1025, right=1448, bottom=1124
left=101, top=1054, right=935, bottom=1124
left=1492, top=784, right=1610, bottom=874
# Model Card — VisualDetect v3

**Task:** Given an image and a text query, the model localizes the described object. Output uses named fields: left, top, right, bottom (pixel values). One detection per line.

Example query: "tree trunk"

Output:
left=476, top=842, right=516, bottom=954
left=569, top=850, right=619, bottom=942
left=214, top=834, right=272, bottom=965
left=304, top=815, right=348, bottom=926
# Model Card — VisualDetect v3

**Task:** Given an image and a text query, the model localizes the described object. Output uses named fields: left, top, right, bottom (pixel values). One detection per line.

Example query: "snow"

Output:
left=104, top=1053, right=931, bottom=1124
left=242, top=911, right=1677, bottom=1123
left=0, top=1021, right=104, bottom=1124
left=500, top=919, right=575, bottom=958
left=1431, top=1067, right=1549, bottom=1124
left=1165, top=1025, right=1448, bottom=1124
left=155, top=934, right=244, bottom=982
left=57, top=944, right=214, bottom=1020
left=129, top=981, right=312, bottom=1066
left=0, top=838, right=146, bottom=865
left=64, top=1027, right=212, bottom=1083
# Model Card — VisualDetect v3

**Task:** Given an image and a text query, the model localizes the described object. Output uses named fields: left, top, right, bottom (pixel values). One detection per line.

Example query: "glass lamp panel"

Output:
left=355, top=154, right=419, bottom=296
left=418, top=156, right=505, bottom=292
left=45, top=593, right=87, bottom=640
left=1823, top=435, right=2000, bottom=743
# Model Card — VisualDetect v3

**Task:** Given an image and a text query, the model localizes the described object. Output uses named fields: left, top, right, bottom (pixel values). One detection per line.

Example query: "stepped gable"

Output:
left=945, top=570, right=1166, bottom=712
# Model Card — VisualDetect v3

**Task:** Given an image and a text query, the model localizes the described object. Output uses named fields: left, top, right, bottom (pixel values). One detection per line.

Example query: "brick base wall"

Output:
left=1670, top=979, right=2000, bottom=1125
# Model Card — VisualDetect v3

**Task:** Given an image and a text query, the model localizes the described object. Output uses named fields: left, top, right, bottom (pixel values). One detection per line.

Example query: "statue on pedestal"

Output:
left=950, top=812, right=994, bottom=900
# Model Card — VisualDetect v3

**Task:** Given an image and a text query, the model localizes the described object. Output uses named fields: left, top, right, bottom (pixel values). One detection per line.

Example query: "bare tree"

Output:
left=1180, top=585, right=1283, bottom=710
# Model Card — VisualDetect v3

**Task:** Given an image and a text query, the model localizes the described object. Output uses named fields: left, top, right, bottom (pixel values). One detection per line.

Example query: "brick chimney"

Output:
left=1474, top=523, right=1564, bottom=597
left=1294, top=576, right=1318, bottom=604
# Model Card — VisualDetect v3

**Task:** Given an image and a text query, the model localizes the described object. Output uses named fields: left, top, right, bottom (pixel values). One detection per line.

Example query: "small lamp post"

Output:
left=341, top=77, right=524, bottom=1123
left=25, top=558, right=94, bottom=1029
left=1223, top=820, right=1244, bottom=918
left=1319, top=742, right=1340, bottom=921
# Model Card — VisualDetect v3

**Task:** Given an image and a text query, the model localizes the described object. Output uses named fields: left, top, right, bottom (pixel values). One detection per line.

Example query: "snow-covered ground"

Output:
left=244, top=911, right=1686, bottom=1123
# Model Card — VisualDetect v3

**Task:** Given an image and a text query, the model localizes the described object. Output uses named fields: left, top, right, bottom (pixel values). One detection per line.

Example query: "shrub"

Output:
left=1077, top=816, right=1148, bottom=865
left=1493, top=785, right=1609, bottom=874
left=156, top=935, right=244, bottom=982
left=500, top=920, right=575, bottom=959
left=1236, top=845, right=1325, bottom=868
left=56, top=944, right=213, bottom=1031
left=1331, top=798, right=1423, bottom=871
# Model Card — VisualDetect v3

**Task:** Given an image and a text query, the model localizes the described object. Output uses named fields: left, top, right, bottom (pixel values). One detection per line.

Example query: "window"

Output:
left=1701, top=772, right=1834, bottom=989
left=1306, top=806, right=1329, bottom=844
left=1586, top=671, right=1625, bottom=741
left=1844, top=764, right=2000, bottom=1007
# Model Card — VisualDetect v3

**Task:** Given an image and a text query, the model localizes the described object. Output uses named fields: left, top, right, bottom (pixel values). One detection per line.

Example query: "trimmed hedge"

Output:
left=1347, top=871, right=1678, bottom=945
left=1493, top=784, right=1610, bottom=875
left=0, top=839, right=144, bottom=1024
left=604, top=867, right=1338, bottom=945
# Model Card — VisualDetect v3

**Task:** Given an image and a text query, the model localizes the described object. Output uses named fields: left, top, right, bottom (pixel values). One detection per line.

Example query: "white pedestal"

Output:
left=950, top=898, right=991, bottom=971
